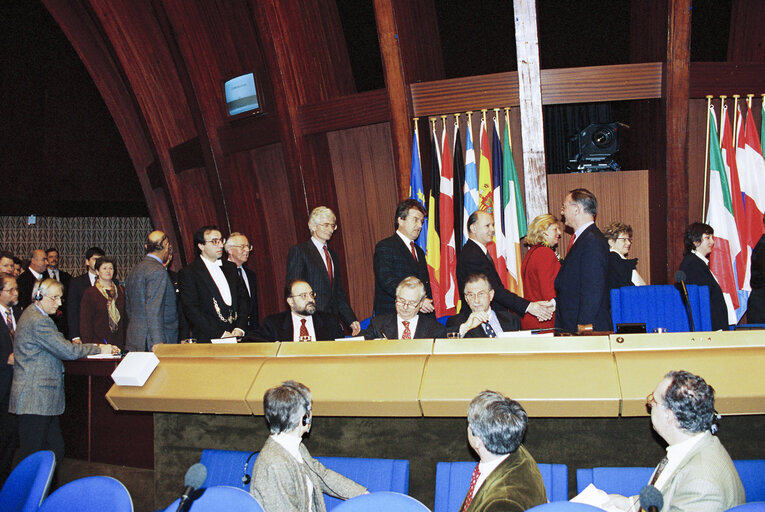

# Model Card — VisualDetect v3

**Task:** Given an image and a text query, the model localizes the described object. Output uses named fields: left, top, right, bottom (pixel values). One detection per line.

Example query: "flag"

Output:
left=478, top=116, right=493, bottom=213
left=491, top=115, right=508, bottom=288
left=501, top=111, right=526, bottom=295
left=463, top=120, right=479, bottom=245
left=737, top=105, right=765, bottom=252
left=439, top=122, right=458, bottom=315
left=409, top=127, right=427, bottom=251
left=453, top=122, right=465, bottom=256
left=426, top=123, right=444, bottom=316
left=705, top=105, right=740, bottom=323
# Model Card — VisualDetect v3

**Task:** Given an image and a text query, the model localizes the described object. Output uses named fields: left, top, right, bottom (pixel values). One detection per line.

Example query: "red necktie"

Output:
left=567, top=233, right=576, bottom=252
left=323, top=245, right=333, bottom=287
left=401, top=321, right=412, bottom=339
left=410, top=241, right=418, bottom=262
left=462, top=463, right=481, bottom=512
left=5, top=310, right=14, bottom=341
left=299, top=319, right=310, bottom=341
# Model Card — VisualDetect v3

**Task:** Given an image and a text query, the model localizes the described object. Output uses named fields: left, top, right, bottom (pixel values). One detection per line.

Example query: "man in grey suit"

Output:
left=607, top=370, right=745, bottom=512
left=125, top=231, right=178, bottom=351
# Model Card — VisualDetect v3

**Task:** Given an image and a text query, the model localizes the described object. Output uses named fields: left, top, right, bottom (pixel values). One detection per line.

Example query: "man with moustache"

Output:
left=257, top=280, right=343, bottom=342
left=44, top=248, right=73, bottom=288
left=0, top=273, right=20, bottom=486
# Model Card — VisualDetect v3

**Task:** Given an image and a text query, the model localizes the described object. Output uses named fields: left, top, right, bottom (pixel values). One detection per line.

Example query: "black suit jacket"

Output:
left=679, top=253, right=729, bottom=331
left=361, top=313, right=446, bottom=339
left=17, top=271, right=46, bottom=310
left=286, top=240, right=356, bottom=326
left=554, top=224, right=611, bottom=332
left=66, top=273, right=94, bottom=339
left=0, top=306, right=20, bottom=401
left=373, top=234, right=432, bottom=315
left=178, top=258, right=249, bottom=343
left=236, top=265, right=260, bottom=332
left=445, top=308, right=521, bottom=337
left=456, top=239, right=530, bottom=315
left=46, top=268, right=73, bottom=289
left=256, top=310, right=343, bottom=342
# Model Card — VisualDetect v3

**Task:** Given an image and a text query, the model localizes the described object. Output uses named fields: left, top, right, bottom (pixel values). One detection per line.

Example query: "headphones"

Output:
left=33, top=282, right=44, bottom=302
left=283, top=382, right=312, bottom=426
left=241, top=450, right=258, bottom=486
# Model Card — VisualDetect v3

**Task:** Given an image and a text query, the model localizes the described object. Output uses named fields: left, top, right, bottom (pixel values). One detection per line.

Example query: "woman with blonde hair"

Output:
left=521, top=214, right=561, bottom=329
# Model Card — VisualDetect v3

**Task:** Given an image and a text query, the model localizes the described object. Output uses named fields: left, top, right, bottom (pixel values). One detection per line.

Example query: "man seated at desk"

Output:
left=606, top=370, right=744, bottom=512
left=460, top=390, right=547, bottom=512
left=257, top=280, right=343, bottom=341
left=446, top=274, right=520, bottom=338
left=250, top=380, right=367, bottom=511
left=362, top=276, right=445, bottom=339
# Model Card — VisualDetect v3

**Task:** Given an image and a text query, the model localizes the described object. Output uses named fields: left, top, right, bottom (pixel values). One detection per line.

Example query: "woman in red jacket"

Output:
left=521, top=214, right=561, bottom=329
left=79, top=257, right=126, bottom=348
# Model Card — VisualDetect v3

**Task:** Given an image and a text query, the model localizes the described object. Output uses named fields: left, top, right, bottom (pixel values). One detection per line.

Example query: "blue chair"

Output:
left=434, top=461, right=568, bottom=512
left=577, top=459, right=765, bottom=500
left=0, top=450, right=56, bottom=512
left=200, top=449, right=409, bottom=511
left=161, top=485, right=264, bottom=511
left=528, top=503, right=603, bottom=512
left=728, top=503, right=765, bottom=511
left=610, top=284, right=712, bottom=332
left=332, top=491, right=430, bottom=511
left=37, top=476, right=132, bottom=512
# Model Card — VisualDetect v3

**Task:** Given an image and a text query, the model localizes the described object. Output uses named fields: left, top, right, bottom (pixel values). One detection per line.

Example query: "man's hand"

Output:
left=460, top=311, right=490, bottom=336
left=72, top=337, right=82, bottom=345
left=7, top=352, right=13, bottom=365
left=350, top=321, right=361, bottom=336
left=419, top=298, right=435, bottom=314
left=527, top=300, right=555, bottom=321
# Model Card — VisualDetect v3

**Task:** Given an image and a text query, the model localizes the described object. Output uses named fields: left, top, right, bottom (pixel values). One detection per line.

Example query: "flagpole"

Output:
left=733, top=95, right=740, bottom=144
left=747, top=93, right=754, bottom=109
left=413, top=117, right=419, bottom=137
left=718, top=96, right=726, bottom=146
left=504, top=108, right=512, bottom=151
left=703, top=95, right=712, bottom=220
left=453, top=112, right=460, bottom=146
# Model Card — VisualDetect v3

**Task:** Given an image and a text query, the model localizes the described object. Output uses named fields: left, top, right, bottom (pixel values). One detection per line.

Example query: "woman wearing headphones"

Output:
left=9, top=278, right=119, bottom=464
left=249, top=380, right=368, bottom=512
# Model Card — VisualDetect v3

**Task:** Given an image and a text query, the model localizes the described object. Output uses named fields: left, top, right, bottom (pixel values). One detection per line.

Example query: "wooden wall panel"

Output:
left=547, top=172, right=651, bottom=284
left=328, top=123, right=399, bottom=319
left=687, top=99, right=708, bottom=227
left=727, top=0, right=765, bottom=61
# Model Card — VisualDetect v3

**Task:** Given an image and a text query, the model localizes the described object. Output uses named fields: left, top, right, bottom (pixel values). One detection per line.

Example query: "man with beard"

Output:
left=257, top=280, right=343, bottom=341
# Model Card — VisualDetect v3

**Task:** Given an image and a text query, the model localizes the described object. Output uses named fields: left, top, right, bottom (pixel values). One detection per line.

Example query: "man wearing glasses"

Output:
left=286, top=206, right=360, bottom=335
left=178, top=226, right=248, bottom=342
left=606, top=371, right=744, bottom=511
left=446, top=274, right=520, bottom=338
left=225, top=233, right=259, bottom=333
left=257, top=279, right=343, bottom=341
left=362, top=277, right=445, bottom=339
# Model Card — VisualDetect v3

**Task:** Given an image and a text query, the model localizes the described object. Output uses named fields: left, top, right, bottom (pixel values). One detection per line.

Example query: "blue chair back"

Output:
left=434, top=461, right=568, bottom=512
left=38, top=476, right=132, bottom=512
left=161, top=485, right=264, bottom=512
left=0, top=450, right=56, bottom=512
left=528, top=503, right=604, bottom=511
left=610, top=284, right=712, bottom=332
left=732, top=460, right=765, bottom=502
left=728, top=503, right=765, bottom=511
left=200, top=449, right=409, bottom=511
left=331, top=491, right=429, bottom=511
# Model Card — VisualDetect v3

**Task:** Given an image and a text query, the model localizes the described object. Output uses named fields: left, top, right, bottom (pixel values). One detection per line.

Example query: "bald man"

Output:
left=17, top=250, right=48, bottom=309
left=125, top=231, right=178, bottom=351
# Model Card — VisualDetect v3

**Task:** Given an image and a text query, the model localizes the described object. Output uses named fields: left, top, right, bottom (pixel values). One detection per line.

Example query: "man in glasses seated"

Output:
left=257, top=279, right=343, bottom=342
left=447, top=274, right=520, bottom=338
left=362, top=276, right=445, bottom=340
left=178, top=225, right=249, bottom=342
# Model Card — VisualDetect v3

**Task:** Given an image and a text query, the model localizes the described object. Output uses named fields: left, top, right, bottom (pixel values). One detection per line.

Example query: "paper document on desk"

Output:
left=570, top=484, right=624, bottom=512
left=497, top=330, right=554, bottom=338
left=86, top=353, right=122, bottom=359
left=211, top=337, right=238, bottom=344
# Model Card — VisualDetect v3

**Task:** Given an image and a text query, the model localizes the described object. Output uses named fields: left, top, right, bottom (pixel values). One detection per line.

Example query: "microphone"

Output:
left=674, top=270, right=695, bottom=332
left=176, top=463, right=207, bottom=512
left=639, top=484, right=663, bottom=512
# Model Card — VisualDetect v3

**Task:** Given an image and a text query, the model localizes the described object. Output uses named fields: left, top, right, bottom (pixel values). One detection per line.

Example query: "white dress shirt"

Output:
left=291, top=312, right=317, bottom=341
left=201, top=257, right=232, bottom=305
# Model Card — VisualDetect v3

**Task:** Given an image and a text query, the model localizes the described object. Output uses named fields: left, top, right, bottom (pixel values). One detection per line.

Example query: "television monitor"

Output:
left=224, top=72, right=260, bottom=117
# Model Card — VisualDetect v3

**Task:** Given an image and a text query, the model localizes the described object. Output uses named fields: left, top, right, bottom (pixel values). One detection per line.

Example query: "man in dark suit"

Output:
left=257, top=280, right=343, bottom=341
left=457, top=211, right=553, bottom=322
left=125, top=231, right=178, bottom=351
left=0, top=273, right=20, bottom=486
left=44, top=248, right=72, bottom=337
left=678, top=222, right=730, bottom=331
left=373, top=199, right=434, bottom=316
left=67, top=246, right=105, bottom=341
left=17, top=249, right=48, bottom=309
left=554, top=188, right=611, bottom=332
left=225, top=232, right=259, bottom=333
left=460, top=390, right=547, bottom=512
left=179, top=226, right=249, bottom=343
left=286, top=206, right=359, bottom=335
left=447, top=274, right=520, bottom=338
left=362, top=276, right=445, bottom=339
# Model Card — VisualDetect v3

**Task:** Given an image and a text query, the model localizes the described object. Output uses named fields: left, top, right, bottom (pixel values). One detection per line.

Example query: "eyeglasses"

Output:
left=291, top=292, right=316, bottom=300
left=0, top=286, right=18, bottom=294
left=616, top=237, right=632, bottom=242
left=464, top=291, right=489, bottom=301
left=205, top=238, right=226, bottom=246
left=645, top=392, right=666, bottom=409
left=46, top=294, right=64, bottom=302
left=318, top=223, right=337, bottom=231
left=230, top=244, right=253, bottom=251
left=395, top=297, right=422, bottom=309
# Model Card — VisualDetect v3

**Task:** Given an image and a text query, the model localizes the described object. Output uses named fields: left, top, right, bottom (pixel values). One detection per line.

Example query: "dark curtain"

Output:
left=544, top=102, right=614, bottom=174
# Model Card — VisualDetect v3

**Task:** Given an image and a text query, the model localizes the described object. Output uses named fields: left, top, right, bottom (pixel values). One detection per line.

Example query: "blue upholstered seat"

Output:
left=728, top=503, right=765, bottom=511
left=38, top=476, right=132, bottom=512
left=161, top=485, right=264, bottom=512
left=433, top=461, right=568, bottom=512
left=331, top=491, right=430, bottom=511
left=610, top=284, right=712, bottom=332
left=0, top=450, right=56, bottom=512
left=199, top=449, right=409, bottom=511
left=527, top=503, right=604, bottom=511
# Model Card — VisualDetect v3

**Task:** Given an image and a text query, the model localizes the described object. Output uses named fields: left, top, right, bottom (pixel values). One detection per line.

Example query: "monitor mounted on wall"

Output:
left=224, top=72, right=261, bottom=118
